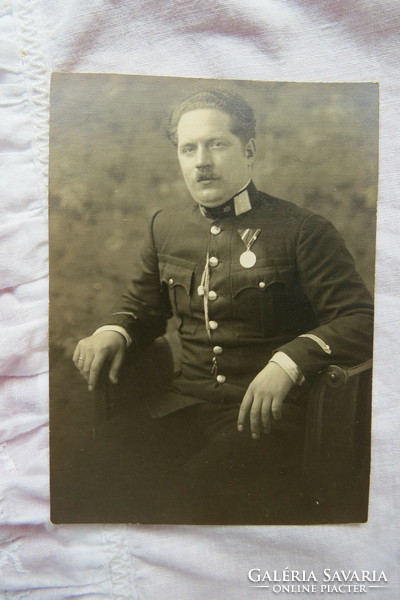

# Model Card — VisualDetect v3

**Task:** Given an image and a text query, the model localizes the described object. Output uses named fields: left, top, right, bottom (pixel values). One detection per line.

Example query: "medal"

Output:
left=240, top=250, right=257, bottom=268
left=238, top=228, right=261, bottom=269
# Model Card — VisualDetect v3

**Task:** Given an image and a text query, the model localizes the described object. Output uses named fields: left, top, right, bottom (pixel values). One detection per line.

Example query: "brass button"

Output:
left=209, top=256, right=219, bottom=267
left=208, top=290, right=217, bottom=301
left=210, top=225, right=221, bottom=235
left=209, top=320, right=218, bottom=330
left=216, top=374, right=226, bottom=384
left=258, top=281, right=266, bottom=289
left=213, top=346, right=223, bottom=355
left=168, top=278, right=174, bottom=286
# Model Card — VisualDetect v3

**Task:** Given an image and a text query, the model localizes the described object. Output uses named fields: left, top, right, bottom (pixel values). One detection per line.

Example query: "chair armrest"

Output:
left=319, top=359, right=373, bottom=388
left=94, top=335, right=175, bottom=427
left=302, top=358, right=372, bottom=519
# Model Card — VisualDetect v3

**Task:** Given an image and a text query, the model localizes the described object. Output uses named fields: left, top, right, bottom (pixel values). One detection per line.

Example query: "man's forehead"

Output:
left=177, top=108, right=233, bottom=140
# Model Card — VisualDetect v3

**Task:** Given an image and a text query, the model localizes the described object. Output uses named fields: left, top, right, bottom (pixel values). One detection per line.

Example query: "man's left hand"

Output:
left=237, top=362, right=294, bottom=439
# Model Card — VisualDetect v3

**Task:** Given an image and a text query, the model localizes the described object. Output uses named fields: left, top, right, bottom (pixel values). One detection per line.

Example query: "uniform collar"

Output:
left=199, top=180, right=258, bottom=220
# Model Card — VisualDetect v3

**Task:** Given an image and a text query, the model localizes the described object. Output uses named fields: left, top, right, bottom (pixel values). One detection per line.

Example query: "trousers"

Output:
left=86, top=398, right=306, bottom=524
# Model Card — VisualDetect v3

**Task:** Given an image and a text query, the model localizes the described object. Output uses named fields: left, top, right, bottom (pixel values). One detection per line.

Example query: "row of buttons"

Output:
left=169, top=222, right=266, bottom=387
left=209, top=224, right=226, bottom=385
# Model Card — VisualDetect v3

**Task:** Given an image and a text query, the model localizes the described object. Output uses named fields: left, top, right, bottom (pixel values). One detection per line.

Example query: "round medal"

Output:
left=240, top=250, right=256, bottom=268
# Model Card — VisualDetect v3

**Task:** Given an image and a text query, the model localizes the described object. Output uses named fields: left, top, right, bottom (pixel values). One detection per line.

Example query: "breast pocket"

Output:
left=159, top=256, right=197, bottom=335
left=231, top=266, right=295, bottom=337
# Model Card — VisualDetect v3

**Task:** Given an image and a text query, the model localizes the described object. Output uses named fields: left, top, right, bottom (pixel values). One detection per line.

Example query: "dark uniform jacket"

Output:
left=101, top=182, right=374, bottom=417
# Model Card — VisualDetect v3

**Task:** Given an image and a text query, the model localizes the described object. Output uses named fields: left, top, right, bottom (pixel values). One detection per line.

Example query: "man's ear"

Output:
left=245, top=139, right=256, bottom=160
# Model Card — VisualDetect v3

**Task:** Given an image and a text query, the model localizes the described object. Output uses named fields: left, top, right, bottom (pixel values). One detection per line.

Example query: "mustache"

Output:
left=196, top=172, right=218, bottom=182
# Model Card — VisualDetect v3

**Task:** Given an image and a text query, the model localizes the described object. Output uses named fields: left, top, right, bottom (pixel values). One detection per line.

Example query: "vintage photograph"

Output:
left=49, top=75, right=377, bottom=525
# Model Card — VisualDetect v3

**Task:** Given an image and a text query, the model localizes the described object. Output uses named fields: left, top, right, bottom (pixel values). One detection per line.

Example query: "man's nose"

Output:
left=195, top=146, right=212, bottom=168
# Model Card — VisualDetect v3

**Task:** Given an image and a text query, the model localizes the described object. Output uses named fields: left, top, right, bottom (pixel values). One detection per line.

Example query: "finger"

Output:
left=76, top=352, right=90, bottom=377
left=249, top=395, right=264, bottom=439
left=81, top=353, right=95, bottom=384
left=261, top=397, right=273, bottom=434
left=88, top=355, right=106, bottom=391
left=72, top=342, right=83, bottom=368
left=109, top=347, right=125, bottom=384
left=75, top=347, right=89, bottom=374
left=237, top=387, right=254, bottom=431
left=271, top=395, right=284, bottom=421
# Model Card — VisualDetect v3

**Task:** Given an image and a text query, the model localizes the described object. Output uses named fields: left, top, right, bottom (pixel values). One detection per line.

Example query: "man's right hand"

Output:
left=72, top=331, right=126, bottom=391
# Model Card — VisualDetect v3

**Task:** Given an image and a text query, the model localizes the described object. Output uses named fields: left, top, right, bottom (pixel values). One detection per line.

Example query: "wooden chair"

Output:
left=95, top=333, right=372, bottom=523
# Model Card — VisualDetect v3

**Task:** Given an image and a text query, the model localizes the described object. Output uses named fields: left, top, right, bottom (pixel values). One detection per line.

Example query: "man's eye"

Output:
left=181, top=146, right=195, bottom=154
left=210, top=141, right=226, bottom=148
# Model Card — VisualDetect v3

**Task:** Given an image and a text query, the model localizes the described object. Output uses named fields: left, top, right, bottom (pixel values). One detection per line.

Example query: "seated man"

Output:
left=73, top=89, right=373, bottom=524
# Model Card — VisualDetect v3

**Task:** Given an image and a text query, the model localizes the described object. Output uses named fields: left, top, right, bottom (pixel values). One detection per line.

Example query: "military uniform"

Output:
left=100, top=181, right=373, bottom=417
left=93, top=181, right=374, bottom=523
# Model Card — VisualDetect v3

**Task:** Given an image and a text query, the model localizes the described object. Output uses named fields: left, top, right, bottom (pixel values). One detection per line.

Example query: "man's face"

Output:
left=176, top=109, right=255, bottom=208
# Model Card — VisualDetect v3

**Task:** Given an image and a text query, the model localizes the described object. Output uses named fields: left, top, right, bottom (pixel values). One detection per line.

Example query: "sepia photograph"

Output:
left=49, top=74, right=377, bottom=525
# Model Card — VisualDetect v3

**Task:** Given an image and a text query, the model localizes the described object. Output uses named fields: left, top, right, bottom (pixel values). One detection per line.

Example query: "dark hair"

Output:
left=167, top=89, right=256, bottom=146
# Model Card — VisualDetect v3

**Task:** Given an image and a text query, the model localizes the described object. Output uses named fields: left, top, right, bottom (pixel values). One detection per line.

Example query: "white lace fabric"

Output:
left=1, top=0, right=399, bottom=597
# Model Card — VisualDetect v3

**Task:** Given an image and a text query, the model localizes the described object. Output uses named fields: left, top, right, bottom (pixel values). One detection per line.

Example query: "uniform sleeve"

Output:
left=276, top=212, right=374, bottom=379
left=98, top=211, right=172, bottom=349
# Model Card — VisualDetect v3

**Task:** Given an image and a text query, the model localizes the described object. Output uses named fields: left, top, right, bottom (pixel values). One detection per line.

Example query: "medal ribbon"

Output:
left=238, top=228, right=261, bottom=251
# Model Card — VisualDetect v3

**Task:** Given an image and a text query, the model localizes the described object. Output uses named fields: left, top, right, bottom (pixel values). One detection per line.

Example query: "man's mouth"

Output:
left=196, top=175, right=218, bottom=183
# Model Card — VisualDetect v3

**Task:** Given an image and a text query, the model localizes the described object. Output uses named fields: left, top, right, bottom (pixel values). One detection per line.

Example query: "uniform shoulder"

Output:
left=150, top=200, right=202, bottom=243
left=151, top=199, right=196, bottom=222
left=253, top=189, right=339, bottom=240
left=256, top=189, right=314, bottom=221
left=257, top=190, right=333, bottom=228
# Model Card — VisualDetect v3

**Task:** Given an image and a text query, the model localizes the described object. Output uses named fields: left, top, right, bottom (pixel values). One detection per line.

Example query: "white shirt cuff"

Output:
left=269, top=351, right=305, bottom=385
left=92, top=325, right=132, bottom=347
